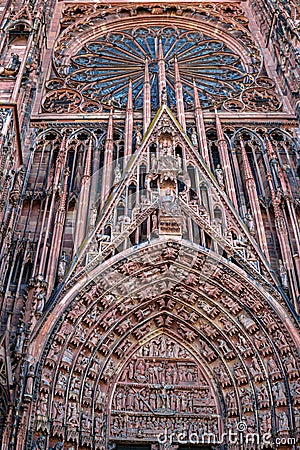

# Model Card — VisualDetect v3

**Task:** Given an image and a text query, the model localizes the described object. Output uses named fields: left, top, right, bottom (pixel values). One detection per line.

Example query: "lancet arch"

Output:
left=25, top=239, right=299, bottom=449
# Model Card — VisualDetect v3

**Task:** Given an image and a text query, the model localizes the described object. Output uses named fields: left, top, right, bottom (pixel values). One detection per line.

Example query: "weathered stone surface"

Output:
left=0, top=1, right=299, bottom=449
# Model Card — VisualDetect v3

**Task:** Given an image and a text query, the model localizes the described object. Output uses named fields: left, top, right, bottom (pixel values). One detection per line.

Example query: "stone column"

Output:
left=157, top=38, right=167, bottom=104
left=101, top=108, right=114, bottom=208
left=240, top=138, right=270, bottom=261
left=74, top=138, right=93, bottom=252
left=268, top=181, right=299, bottom=311
left=174, top=55, right=186, bottom=131
left=39, top=135, right=67, bottom=275
left=143, top=57, right=151, bottom=134
left=124, top=79, right=133, bottom=165
left=46, top=168, right=69, bottom=296
left=215, top=109, right=238, bottom=210
left=193, top=80, right=209, bottom=166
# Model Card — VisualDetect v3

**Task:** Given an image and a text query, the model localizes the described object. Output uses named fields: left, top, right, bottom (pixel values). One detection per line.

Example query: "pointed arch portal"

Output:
left=26, top=238, right=299, bottom=449
left=1, top=1, right=300, bottom=450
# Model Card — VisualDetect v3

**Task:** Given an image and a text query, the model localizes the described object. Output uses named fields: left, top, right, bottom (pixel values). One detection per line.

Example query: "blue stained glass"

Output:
left=65, top=26, right=250, bottom=110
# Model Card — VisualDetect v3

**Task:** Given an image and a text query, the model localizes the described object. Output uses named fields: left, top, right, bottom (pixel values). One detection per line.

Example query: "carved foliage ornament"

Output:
left=60, top=3, right=249, bottom=29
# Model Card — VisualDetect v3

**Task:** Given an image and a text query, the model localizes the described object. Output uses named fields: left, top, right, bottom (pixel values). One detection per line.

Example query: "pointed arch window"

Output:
left=200, top=183, right=209, bottom=210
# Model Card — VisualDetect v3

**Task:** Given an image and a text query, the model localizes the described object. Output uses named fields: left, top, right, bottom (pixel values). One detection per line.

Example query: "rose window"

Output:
left=63, top=26, right=254, bottom=110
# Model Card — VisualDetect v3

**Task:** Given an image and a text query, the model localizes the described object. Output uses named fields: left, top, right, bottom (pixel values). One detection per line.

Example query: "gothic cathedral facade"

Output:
left=0, top=0, right=299, bottom=449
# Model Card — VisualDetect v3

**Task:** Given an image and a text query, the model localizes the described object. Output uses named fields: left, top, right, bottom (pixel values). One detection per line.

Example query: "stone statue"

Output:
left=90, top=204, right=98, bottom=228
left=37, top=392, right=49, bottom=417
left=58, top=252, right=68, bottom=281
left=94, top=415, right=103, bottom=434
left=273, top=381, right=286, bottom=405
left=135, top=127, right=142, bottom=147
left=278, top=411, right=289, bottom=431
left=74, top=161, right=82, bottom=194
left=67, top=403, right=79, bottom=426
left=24, top=364, right=35, bottom=397
left=0, top=53, right=21, bottom=76
left=15, top=320, right=26, bottom=353
left=217, top=338, right=232, bottom=356
left=257, top=385, right=270, bottom=408
left=52, top=401, right=65, bottom=423
left=32, top=436, right=46, bottom=450
left=191, top=128, right=198, bottom=147
left=35, top=289, right=46, bottom=316
left=239, top=314, right=257, bottom=332
left=113, top=163, right=122, bottom=184
left=151, top=153, right=158, bottom=172
left=152, top=213, right=158, bottom=230
left=261, top=412, right=272, bottom=433
left=215, top=164, right=224, bottom=189
left=279, top=260, right=288, bottom=288
left=176, top=154, right=182, bottom=170
left=81, top=412, right=92, bottom=431
left=244, top=209, right=255, bottom=234
left=161, top=87, right=167, bottom=104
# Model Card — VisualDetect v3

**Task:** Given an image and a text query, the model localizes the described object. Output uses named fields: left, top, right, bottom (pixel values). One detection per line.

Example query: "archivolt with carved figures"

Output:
left=22, top=240, right=299, bottom=449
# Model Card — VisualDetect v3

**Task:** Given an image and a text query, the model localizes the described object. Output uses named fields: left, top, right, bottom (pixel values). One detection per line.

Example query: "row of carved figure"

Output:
left=18, top=308, right=296, bottom=368
left=38, top=331, right=299, bottom=408
left=32, top=403, right=297, bottom=450
left=112, top=386, right=215, bottom=412
left=110, top=415, right=219, bottom=437
left=35, top=405, right=296, bottom=444
left=44, top=373, right=300, bottom=426
left=110, top=411, right=292, bottom=436
left=40, top=313, right=298, bottom=364
left=120, top=359, right=199, bottom=384
left=136, top=336, right=190, bottom=358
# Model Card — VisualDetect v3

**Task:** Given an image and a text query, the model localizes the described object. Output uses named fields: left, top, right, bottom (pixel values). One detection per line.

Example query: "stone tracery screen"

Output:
left=41, top=8, right=266, bottom=115
left=61, top=28, right=250, bottom=110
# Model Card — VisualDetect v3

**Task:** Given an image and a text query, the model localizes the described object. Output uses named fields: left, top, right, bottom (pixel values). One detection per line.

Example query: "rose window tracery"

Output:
left=51, top=26, right=256, bottom=111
